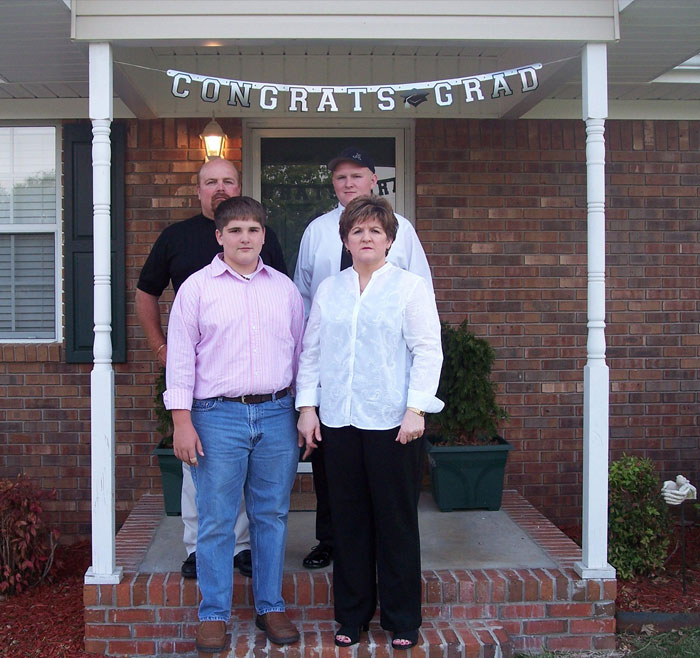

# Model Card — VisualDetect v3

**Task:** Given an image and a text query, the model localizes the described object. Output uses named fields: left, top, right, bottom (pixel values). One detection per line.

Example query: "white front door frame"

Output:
left=242, top=118, right=415, bottom=221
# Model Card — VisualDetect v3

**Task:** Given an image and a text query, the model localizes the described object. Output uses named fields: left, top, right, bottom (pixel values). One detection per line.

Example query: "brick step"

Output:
left=88, top=493, right=616, bottom=656
left=195, top=619, right=512, bottom=658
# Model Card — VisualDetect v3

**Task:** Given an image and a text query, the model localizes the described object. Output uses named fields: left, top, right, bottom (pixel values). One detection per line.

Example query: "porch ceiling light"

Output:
left=199, top=117, right=226, bottom=161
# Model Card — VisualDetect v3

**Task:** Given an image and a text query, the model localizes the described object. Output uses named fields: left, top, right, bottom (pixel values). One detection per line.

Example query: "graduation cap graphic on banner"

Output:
left=400, top=89, right=429, bottom=108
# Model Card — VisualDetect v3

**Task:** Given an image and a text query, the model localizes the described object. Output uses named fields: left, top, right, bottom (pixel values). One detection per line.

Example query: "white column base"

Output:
left=574, top=561, right=616, bottom=580
left=84, top=565, right=123, bottom=585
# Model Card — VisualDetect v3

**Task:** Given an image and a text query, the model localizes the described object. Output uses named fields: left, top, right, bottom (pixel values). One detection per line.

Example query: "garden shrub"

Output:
left=429, top=321, right=509, bottom=444
left=0, top=476, right=60, bottom=594
left=608, top=455, right=671, bottom=580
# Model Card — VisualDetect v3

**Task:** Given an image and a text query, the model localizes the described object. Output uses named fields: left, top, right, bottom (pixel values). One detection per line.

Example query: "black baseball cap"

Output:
left=327, top=147, right=375, bottom=173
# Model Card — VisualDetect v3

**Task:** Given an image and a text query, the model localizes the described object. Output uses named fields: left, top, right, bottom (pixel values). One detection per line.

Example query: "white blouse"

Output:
left=295, top=262, right=444, bottom=430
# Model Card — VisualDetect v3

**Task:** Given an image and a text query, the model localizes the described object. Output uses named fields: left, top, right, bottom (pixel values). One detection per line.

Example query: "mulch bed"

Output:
left=560, top=522, right=700, bottom=614
left=0, top=525, right=697, bottom=656
left=0, top=540, right=97, bottom=658
left=616, top=523, right=700, bottom=614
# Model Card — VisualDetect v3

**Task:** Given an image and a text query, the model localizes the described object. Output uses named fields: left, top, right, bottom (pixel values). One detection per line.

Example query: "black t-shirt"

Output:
left=137, top=213, right=288, bottom=296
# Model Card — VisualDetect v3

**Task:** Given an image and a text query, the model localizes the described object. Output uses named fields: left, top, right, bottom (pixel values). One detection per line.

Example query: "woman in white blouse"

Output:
left=296, top=196, right=443, bottom=650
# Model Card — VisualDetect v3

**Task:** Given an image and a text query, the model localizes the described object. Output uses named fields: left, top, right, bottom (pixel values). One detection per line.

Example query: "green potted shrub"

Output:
left=426, top=321, right=511, bottom=511
left=152, top=371, right=182, bottom=516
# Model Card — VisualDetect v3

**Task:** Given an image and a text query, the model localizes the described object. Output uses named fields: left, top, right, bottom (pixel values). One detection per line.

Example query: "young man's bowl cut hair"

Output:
left=215, top=196, right=266, bottom=232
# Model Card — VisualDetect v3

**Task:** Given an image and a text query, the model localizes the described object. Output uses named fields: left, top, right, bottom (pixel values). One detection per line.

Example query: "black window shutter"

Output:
left=64, top=122, right=126, bottom=363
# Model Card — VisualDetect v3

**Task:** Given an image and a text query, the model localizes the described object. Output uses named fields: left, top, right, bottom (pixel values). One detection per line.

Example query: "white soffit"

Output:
left=71, top=0, right=619, bottom=43
left=653, top=54, right=700, bottom=85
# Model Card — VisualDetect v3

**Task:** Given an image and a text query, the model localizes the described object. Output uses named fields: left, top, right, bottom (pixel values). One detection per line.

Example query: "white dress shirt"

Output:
left=293, top=204, right=433, bottom=317
left=295, top=262, right=444, bottom=430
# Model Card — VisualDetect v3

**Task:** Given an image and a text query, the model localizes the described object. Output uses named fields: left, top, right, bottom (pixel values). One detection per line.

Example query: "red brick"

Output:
left=593, top=633, right=618, bottom=649
left=109, top=609, right=156, bottom=623
left=547, top=602, right=594, bottom=617
left=97, top=585, right=116, bottom=605
left=158, top=608, right=198, bottom=623
left=133, top=623, right=181, bottom=638
left=424, top=574, right=442, bottom=603
left=533, top=569, right=555, bottom=601
left=164, top=574, right=182, bottom=606
left=472, top=571, right=491, bottom=603
left=437, top=571, right=458, bottom=603
left=500, top=603, right=546, bottom=619
left=85, top=623, right=132, bottom=638
left=181, top=577, right=199, bottom=607
left=312, top=572, right=331, bottom=605
left=132, top=573, right=149, bottom=606
left=148, top=573, right=165, bottom=605
left=484, top=570, right=507, bottom=602
left=83, top=639, right=107, bottom=654
left=523, top=619, right=567, bottom=634
left=295, top=572, right=312, bottom=607
left=570, top=618, right=616, bottom=634
left=603, top=579, right=617, bottom=600
left=105, top=640, right=157, bottom=655
left=84, top=609, right=106, bottom=623
left=547, top=634, right=593, bottom=651
left=83, top=584, right=98, bottom=606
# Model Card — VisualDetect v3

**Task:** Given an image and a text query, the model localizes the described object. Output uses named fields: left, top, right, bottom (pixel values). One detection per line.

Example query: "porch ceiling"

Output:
left=0, top=0, right=698, bottom=119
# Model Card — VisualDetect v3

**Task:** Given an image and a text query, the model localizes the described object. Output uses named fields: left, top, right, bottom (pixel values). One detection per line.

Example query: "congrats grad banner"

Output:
left=167, top=62, right=542, bottom=112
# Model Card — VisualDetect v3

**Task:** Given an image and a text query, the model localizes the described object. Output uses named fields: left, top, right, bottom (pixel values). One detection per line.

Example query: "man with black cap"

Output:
left=293, top=147, right=433, bottom=569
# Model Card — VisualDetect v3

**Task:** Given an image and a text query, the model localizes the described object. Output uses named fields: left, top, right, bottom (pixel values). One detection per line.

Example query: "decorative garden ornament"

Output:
left=661, top=475, right=697, bottom=505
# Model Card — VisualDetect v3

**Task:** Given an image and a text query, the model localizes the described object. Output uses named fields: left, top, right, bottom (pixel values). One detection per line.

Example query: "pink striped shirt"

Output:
left=163, top=254, right=304, bottom=410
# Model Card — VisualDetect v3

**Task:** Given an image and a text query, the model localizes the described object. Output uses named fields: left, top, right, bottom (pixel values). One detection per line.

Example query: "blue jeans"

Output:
left=189, top=395, right=298, bottom=621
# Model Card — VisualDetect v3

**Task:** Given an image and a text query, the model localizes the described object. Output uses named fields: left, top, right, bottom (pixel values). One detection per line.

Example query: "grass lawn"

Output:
left=515, top=626, right=700, bottom=657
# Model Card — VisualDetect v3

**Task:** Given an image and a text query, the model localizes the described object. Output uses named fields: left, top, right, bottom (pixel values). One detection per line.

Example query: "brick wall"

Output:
left=416, top=118, right=700, bottom=525
left=0, top=117, right=698, bottom=541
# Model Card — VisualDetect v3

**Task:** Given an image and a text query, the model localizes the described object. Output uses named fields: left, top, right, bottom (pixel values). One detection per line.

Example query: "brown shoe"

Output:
left=196, top=620, right=227, bottom=653
left=255, top=612, right=299, bottom=645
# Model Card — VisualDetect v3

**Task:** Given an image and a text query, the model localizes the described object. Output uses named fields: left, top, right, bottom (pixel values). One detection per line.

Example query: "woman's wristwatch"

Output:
left=406, top=406, right=425, bottom=417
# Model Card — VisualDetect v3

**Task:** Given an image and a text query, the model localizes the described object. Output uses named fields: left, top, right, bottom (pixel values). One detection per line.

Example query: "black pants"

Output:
left=322, top=424, right=423, bottom=633
left=310, top=439, right=333, bottom=546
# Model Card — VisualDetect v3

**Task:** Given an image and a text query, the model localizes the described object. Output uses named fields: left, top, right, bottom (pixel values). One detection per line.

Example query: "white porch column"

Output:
left=85, top=42, right=122, bottom=585
left=575, top=43, right=615, bottom=579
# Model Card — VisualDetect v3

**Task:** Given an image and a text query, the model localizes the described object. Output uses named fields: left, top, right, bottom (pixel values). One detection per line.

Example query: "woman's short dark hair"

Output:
left=214, top=196, right=266, bottom=232
left=338, top=195, right=398, bottom=244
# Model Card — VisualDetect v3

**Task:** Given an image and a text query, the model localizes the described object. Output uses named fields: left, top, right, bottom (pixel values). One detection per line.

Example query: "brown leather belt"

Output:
left=220, top=388, right=290, bottom=405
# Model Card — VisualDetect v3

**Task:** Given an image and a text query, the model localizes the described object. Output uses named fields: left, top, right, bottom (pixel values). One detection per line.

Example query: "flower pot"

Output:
left=153, top=437, right=182, bottom=516
left=427, top=437, right=513, bottom=512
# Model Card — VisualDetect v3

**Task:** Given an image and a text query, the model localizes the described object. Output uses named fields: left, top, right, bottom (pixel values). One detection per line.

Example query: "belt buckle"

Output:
left=240, top=395, right=249, bottom=404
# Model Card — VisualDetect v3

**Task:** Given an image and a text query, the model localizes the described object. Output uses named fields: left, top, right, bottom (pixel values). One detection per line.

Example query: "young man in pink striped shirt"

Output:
left=164, top=196, right=304, bottom=652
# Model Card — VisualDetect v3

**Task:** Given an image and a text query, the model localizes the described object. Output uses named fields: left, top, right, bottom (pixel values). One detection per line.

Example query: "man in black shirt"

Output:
left=136, top=158, right=287, bottom=579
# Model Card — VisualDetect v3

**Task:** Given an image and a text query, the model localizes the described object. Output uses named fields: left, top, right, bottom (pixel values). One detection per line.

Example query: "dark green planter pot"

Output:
left=427, top=437, right=513, bottom=512
left=153, top=437, right=182, bottom=516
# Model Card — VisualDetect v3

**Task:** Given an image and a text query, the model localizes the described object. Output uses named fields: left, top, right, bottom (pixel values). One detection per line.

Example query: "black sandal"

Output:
left=334, top=624, right=368, bottom=647
left=392, top=629, right=419, bottom=650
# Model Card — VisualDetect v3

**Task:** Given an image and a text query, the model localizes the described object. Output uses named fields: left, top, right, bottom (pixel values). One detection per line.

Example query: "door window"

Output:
left=258, top=136, right=399, bottom=274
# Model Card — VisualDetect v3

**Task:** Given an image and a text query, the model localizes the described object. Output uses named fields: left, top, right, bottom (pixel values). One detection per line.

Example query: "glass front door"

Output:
left=245, top=127, right=411, bottom=276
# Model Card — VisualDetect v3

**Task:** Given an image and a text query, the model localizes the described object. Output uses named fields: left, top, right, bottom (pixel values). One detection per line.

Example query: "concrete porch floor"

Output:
left=138, top=492, right=556, bottom=574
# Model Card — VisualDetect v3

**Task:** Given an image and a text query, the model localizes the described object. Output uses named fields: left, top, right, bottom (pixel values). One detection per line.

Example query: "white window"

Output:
left=0, top=126, right=61, bottom=341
